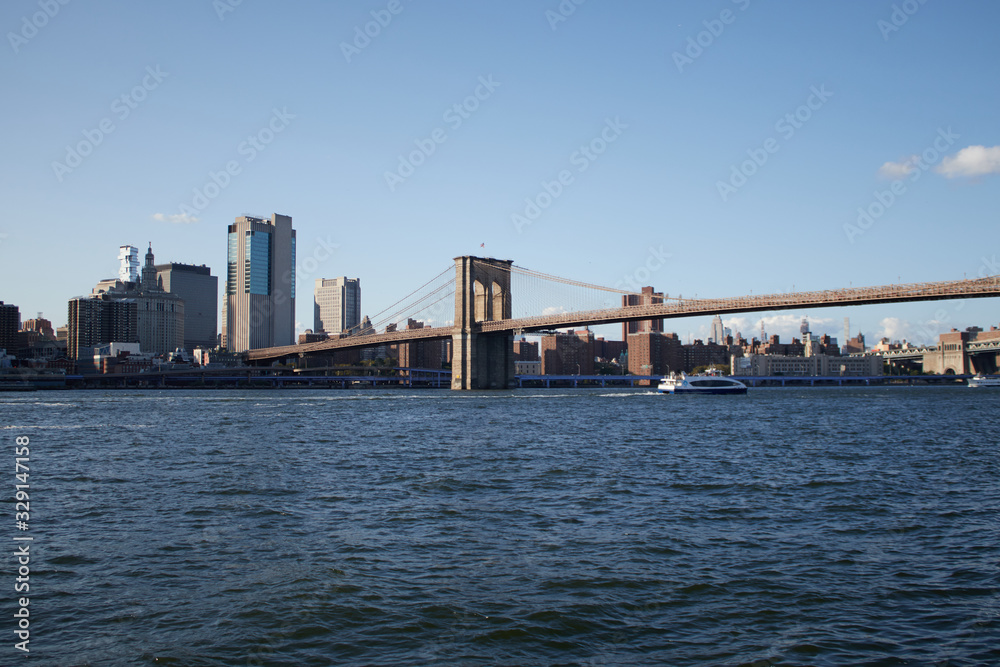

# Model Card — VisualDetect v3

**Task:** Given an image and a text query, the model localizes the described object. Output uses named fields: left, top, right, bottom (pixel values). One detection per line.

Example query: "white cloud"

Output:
left=935, top=145, right=1000, bottom=178
left=542, top=305, right=568, bottom=316
left=878, top=156, right=920, bottom=179
left=152, top=212, right=199, bottom=224
left=877, top=317, right=912, bottom=342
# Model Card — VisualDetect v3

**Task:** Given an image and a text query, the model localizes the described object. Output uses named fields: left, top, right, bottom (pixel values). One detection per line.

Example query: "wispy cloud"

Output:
left=935, top=145, right=1000, bottom=178
left=878, top=156, right=920, bottom=179
left=152, top=212, right=199, bottom=224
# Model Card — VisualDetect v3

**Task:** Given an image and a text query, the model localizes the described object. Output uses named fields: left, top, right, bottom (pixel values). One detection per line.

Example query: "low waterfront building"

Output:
left=732, top=353, right=882, bottom=377
left=922, top=326, right=1000, bottom=375
left=515, top=360, right=541, bottom=375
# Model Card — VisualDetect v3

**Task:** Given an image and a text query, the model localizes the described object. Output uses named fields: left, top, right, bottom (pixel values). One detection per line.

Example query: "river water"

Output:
left=2, top=386, right=998, bottom=666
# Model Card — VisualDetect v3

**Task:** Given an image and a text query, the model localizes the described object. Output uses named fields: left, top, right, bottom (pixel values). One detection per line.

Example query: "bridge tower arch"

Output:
left=452, top=256, right=515, bottom=390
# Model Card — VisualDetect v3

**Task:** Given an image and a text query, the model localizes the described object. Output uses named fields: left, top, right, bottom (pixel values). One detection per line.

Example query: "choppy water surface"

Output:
left=2, top=386, right=999, bottom=666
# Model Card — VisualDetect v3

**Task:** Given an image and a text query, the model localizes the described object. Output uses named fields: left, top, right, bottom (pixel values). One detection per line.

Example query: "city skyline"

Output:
left=1, top=2, right=998, bottom=347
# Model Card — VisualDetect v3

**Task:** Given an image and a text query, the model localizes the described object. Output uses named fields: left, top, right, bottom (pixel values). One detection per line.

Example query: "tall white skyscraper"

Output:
left=224, top=213, right=296, bottom=352
left=710, top=315, right=725, bottom=344
left=314, top=277, right=361, bottom=334
left=118, top=245, right=139, bottom=283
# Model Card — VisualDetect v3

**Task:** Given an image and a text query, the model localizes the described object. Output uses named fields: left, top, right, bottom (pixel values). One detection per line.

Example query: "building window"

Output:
left=290, top=236, right=296, bottom=299
left=227, top=232, right=238, bottom=295
left=245, top=231, right=272, bottom=295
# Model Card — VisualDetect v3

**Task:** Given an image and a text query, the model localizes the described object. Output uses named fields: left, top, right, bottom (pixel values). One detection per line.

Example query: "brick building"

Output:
left=541, top=330, right=594, bottom=375
left=513, top=338, right=539, bottom=361
left=396, top=319, right=449, bottom=370
left=683, top=339, right=731, bottom=372
left=627, top=332, right=682, bottom=377
left=622, top=286, right=664, bottom=340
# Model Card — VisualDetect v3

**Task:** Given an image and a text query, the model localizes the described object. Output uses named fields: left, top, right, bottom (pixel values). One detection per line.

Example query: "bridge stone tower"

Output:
left=452, top=256, right=515, bottom=390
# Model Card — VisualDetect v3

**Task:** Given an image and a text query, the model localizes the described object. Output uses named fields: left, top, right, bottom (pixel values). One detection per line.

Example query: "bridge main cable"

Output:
left=368, top=278, right=456, bottom=331
left=348, top=265, right=454, bottom=335
left=511, top=264, right=676, bottom=299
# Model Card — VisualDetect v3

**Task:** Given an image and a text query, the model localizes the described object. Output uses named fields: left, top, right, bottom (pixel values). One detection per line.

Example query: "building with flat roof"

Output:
left=627, top=331, right=682, bottom=378
left=0, top=301, right=20, bottom=354
left=732, top=353, right=882, bottom=377
left=622, top=286, right=664, bottom=341
left=155, top=262, right=218, bottom=350
left=224, top=213, right=296, bottom=352
left=683, top=339, right=730, bottom=372
left=314, top=277, right=360, bottom=334
left=515, top=360, right=541, bottom=375
left=541, top=329, right=594, bottom=375
left=67, top=295, right=138, bottom=362
left=395, top=319, right=449, bottom=370
left=513, top=338, right=539, bottom=361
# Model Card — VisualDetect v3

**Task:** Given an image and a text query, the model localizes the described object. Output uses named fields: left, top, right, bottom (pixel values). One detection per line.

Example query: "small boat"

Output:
left=657, top=369, right=747, bottom=395
left=967, top=374, right=1000, bottom=388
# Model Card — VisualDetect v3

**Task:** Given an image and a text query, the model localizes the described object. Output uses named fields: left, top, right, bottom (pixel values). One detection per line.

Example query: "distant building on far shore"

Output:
left=67, top=295, right=138, bottom=362
left=0, top=301, right=20, bottom=353
left=541, top=330, right=594, bottom=375
left=844, top=332, right=866, bottom=355
left=732, top=354, right=882, bottom=377
left=90, top=245, right=184, bottom=356
left=622, top=286, right=663, bottom=340
left=314, top=277, right=361, bottom=335
left=709, top=315, right=725, bottom=344
left=155, top=262, right=218, bottom=350
left=224, top=213, right=296, bottom=352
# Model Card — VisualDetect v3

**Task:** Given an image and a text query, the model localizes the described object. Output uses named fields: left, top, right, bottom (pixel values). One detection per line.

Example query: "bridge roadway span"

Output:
left=248, top=275, right=1000, bottom=363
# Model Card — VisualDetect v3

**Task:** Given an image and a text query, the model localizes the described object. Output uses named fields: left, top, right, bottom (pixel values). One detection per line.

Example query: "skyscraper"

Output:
left=224, top=213, right=296, bottom=352
left=155, top=262, right=218, bottom=350
left=0, top=301, right=20, bottom=353
left=118, top=245, right=139, bottom=283
left=710, top=315, right=725, bottom=344
left=621, top=286, right=664, bottom=341
left=314, top=277, right=361, bottom=334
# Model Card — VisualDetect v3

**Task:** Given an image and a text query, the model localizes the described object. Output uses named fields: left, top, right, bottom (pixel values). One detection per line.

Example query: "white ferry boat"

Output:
left=657, top=369, right=747, bottom=395
left=967, top=374, right=1000, bottom=388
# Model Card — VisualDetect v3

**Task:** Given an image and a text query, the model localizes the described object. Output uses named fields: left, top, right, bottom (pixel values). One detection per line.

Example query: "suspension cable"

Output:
left=511, top=265, right=643, bottom=297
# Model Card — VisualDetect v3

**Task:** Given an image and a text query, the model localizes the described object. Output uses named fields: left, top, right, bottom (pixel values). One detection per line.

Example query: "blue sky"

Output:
left=1, top=0, right=998, bottom=346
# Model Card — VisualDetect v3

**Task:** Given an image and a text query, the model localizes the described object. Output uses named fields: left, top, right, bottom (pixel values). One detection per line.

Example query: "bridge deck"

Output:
left=247, top=275, right=1000, bottom=362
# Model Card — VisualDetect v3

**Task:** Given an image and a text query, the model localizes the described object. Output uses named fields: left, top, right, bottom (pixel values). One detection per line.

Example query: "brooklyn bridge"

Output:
left=247, top=255, right=1000, bottom=390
